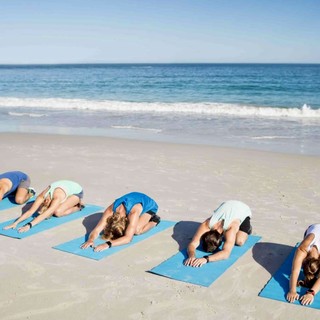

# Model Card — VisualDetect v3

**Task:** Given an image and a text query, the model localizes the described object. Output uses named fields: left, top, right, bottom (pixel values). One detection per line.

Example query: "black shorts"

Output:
left=239, top=216, right=252, bottom=235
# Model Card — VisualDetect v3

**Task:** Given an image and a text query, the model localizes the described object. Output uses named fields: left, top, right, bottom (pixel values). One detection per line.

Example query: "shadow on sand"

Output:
left=171, top=220, right=200, bottom=250
left=81, top=211, right=104, bottom=237
left=253, top=242, right=296, bottom=297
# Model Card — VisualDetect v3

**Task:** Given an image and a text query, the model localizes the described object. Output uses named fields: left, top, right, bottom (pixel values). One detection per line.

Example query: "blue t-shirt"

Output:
left=0, top=171, right=29, bottom=197
left=113, top=192, right=158, bottom=215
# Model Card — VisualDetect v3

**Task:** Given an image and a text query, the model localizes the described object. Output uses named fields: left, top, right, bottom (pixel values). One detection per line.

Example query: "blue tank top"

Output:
left=0, top=171, right=29, bottom=197
left=305, top=224, right=320, bottom=254
left=113, top=192, right=158, bottom=215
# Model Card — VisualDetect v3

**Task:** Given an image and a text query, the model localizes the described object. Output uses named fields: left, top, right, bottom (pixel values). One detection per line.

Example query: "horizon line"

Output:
left=0, top=62, right=320, bottom=66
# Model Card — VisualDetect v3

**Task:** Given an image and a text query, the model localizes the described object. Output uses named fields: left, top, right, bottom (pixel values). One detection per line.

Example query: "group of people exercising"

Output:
left=0, top=170, right=319, bottom=306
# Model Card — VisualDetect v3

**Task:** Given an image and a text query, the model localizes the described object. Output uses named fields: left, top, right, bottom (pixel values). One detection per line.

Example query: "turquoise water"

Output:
left=0, top=64, right=319, bottom=155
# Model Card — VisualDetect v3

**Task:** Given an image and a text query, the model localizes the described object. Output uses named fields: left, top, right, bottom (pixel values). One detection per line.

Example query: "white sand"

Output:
left=0, top=132, right=319, bottom=319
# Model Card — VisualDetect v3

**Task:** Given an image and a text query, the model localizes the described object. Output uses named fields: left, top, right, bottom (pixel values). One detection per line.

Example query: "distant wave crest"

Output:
left=111, top=125, right=162, bottom=133
left=8, top=111, right=47, bottom=118
left=1, top=97, right=319, bottom=119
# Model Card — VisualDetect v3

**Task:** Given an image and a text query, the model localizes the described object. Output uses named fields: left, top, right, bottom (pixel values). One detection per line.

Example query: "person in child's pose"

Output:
left=184, top=200, right=252, bottom=267
left=81, top=192, right=160, bottom=252
left=3, top=180, right=83, bottom=233
left=287, top=224, right=320, bottom=306
left=0, top=171, right=34, bottom=204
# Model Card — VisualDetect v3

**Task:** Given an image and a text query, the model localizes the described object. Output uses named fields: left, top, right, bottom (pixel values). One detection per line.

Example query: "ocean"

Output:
left=0, top=63, right=319, bottom=155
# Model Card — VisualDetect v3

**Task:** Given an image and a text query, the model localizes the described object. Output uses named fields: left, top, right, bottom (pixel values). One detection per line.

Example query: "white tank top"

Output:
left=209, top=200, right=252, bottom=231
left=305, top=224, right=320, bottom=253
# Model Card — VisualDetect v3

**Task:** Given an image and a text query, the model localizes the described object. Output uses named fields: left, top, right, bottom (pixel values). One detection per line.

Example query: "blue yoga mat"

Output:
left=53, top=220, right=176, bottom=260
left=259, top=244, right=320, bottom=309
left=149, top=235, right=261, bottom=287
left=0, top=195, right=36, bottom=211
left=0, top=204, right=103, bottom=239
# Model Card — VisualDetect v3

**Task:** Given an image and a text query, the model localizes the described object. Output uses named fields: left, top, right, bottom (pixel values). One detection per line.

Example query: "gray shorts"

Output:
left=74, top=190, right=84, bottom=199
left=19, top=176, right=31, bottom=189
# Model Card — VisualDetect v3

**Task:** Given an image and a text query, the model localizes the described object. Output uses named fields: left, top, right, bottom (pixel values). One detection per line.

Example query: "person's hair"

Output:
left=298, top=257, right=320, bottom=288
left=38, top=196, right=52, bottom=215
left=102, top=212, right=129, bottom=240
left=38, top=204, right=49, bottom=215
left=201, top=230, right=223, bottom=253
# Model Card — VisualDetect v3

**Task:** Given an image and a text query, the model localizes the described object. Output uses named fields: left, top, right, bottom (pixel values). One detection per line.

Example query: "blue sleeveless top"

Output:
left=0, top=171, right=29, bottom=197
left=113, top=192, right=158, bottom=215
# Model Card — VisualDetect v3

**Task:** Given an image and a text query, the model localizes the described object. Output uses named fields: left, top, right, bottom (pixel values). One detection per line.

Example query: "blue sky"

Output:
left=0, top=0, right=319, bottom=64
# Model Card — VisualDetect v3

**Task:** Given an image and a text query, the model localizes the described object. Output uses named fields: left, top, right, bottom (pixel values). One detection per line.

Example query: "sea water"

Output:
left=0, top=63, right=319, bottom=155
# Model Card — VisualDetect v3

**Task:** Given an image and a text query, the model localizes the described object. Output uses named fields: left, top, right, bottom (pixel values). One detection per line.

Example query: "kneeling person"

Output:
left=3, top=180, right=83, bottom=233
left=81, top=192, right=160, bottom=252
left=184, top=200, right=252, bottom=267
left=0, top=171, right=34, bottom=204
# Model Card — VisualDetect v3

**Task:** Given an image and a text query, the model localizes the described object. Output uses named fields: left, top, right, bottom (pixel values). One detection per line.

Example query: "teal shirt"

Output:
left=209, top=200, right=251, bottom=231
left=44, top=180, right=82, bottom=201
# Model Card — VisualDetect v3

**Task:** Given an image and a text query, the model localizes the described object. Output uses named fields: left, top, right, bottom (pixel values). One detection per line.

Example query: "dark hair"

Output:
left=201, top=230, right=223, bottom=253
left=298, top=257, right=320, bottom=288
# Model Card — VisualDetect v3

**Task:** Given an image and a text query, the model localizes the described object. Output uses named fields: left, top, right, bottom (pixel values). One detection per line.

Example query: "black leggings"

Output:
left=239, top=216, right=252, bottom=234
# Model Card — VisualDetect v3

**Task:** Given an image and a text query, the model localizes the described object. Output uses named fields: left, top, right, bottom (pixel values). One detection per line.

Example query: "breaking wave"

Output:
left=1, top=97, right=319, bottom=119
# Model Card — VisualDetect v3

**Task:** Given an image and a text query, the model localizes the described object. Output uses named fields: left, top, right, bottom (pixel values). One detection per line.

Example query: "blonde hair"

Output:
left=102, top=212, right=129, bottom=240
left=38, top=194, right=52, bottom=215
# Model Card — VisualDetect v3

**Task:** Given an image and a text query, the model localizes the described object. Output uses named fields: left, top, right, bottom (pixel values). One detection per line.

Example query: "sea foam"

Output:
left=1, top=97, right=319, bottom=119
left=8, top=111, right=47, bottom=117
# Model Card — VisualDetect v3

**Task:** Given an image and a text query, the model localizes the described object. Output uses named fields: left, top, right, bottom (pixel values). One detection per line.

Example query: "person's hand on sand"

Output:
left=93, top=243, right=110, bottom=252
left=286, top=291, right=299, bottom=303
left=3, top=222, right=17, bottom=230
left=80, top=240, right=94, bottom=249
left=18, top=224, right=31, bottom=233
left=300, top=293, right=314, bottom=306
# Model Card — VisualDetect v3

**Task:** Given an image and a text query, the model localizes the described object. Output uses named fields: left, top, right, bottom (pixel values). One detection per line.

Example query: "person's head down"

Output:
left=102, top=212, right=129, bottom=240
left=299, top=257, right=320, bottom=288
left=201, top=229, right=223, bottom=253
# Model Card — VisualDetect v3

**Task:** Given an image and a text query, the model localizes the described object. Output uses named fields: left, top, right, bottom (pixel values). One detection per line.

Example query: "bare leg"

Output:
left=0, top=179, right=12, bottom=202
left=53, top=195, right=81, bottom=217
left=235, top=230, right=249, bottom=246
left=0, top=187, right=6, bottom=201
left=135, top=213, right=157, bottom=235
left=15, top=187, right=32, bottom=205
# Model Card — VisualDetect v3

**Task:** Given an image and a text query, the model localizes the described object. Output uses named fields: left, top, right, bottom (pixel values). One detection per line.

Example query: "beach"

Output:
left=0, top=132, right=319, bottom=319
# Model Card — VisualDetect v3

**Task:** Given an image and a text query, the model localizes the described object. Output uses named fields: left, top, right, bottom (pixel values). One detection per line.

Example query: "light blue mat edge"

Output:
left=53, top=220, right=176, bottom=261
left=259, top=244, right=320, bottom=309
left=0, top=204, right=104, bottom=239
left=149, top=235, right=261, bottom=287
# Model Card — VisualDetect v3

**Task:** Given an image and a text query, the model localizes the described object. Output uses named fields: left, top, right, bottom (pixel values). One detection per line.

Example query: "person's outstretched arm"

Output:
left=188, top=221, right=240, bottom=267
left=184, top=218, right=210, bottom=266
left=205, top=225, right=237, bottom=262
left=18, top=196, right=62, bottom=233
left=3, top=193, right=45, bottom=230
left=93, top=205, right=142, bottom=252
left=300, top=277, right=320, bottom=306
left=287, top=234, right=313, bottom=303
left=81, top=204, right=113, bottom=249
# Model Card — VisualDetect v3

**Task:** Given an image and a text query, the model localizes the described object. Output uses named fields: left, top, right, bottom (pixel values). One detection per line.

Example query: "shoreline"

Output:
left=1, top=126, right=320, bottom=158
left=1, top=132, right=319, bottom=319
